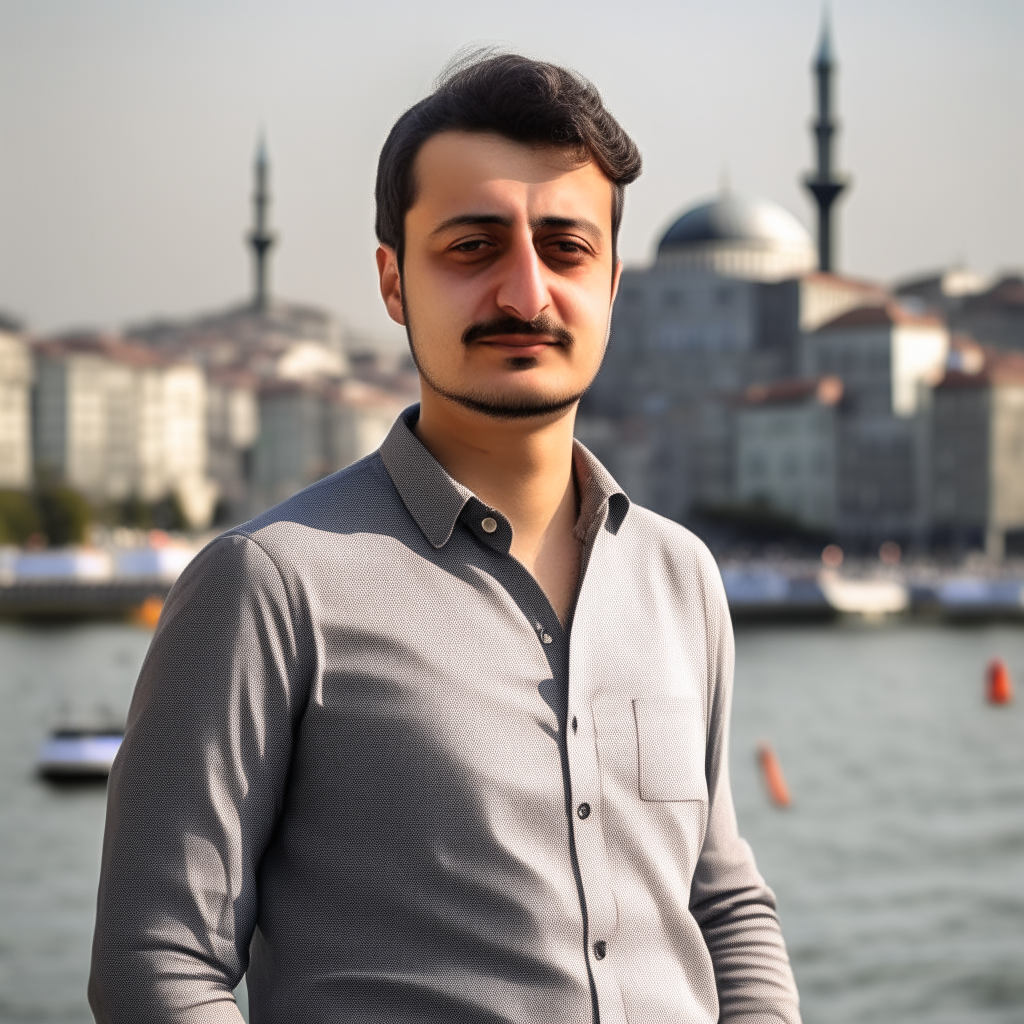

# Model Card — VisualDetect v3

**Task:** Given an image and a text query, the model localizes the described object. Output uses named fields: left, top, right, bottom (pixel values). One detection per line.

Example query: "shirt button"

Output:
left=577, top=802, right=591, bottom=819
left=593, top=940, right=607, bottom=960
left=481, top=516, right=498, bottom=534
left=541, top=632, right=553, bottom=644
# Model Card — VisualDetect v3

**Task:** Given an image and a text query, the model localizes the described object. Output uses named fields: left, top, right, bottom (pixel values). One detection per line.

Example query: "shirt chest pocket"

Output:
left=633, top=697, right=708, bottom=803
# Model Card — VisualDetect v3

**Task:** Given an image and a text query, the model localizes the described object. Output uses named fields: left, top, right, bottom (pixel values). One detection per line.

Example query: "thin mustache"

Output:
left=462, top=316, right=574, bottom=348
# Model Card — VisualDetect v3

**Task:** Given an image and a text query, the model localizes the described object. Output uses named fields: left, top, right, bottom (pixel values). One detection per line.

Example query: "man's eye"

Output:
left=548, top=240, right=588, bottom=257
left=452, top=240, right=489, bottom=253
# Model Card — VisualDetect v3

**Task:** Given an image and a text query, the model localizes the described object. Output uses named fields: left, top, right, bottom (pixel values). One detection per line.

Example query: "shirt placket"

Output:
left=467, top=497, right=627, bottom=1024
left=564, top=519, right=627, bottom=1024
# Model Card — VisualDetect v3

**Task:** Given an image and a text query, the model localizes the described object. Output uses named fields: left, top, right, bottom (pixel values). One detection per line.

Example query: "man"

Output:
left=90, top=53, right=800, bottom=1024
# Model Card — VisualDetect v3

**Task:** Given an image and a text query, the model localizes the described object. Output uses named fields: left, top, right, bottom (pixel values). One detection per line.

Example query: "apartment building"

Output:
left=930, top=346, right=1024, bottom=558
left=0, top=329, right=33, bottom=489
left=32, top=335, right=216, bottom=527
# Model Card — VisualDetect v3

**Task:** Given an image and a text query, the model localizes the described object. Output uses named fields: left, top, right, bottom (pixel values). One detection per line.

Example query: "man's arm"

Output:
left=89, top=533, right=310, bottom=1024
left=689, top=552, right=802, bottom=1024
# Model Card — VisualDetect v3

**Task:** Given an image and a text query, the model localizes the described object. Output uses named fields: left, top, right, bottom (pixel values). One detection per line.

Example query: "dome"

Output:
left=656, top=191, right=816, bottom=282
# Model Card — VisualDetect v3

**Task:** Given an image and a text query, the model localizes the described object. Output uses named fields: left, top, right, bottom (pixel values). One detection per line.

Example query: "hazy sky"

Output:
left=1, top=0, right=1021, bottom=347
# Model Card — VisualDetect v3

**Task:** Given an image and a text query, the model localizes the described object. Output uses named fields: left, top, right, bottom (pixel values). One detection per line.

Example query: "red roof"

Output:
left=34, top=333, right=173, bottom=368
left=801, top=271, right=888, bottom=295
left=962, top=275, right=1024, bottom=314
left=937, top=347, right=1024, bottom=390
left=816, top=301, right=945, bottom=332
left=739, top=376, right=843, bottom=407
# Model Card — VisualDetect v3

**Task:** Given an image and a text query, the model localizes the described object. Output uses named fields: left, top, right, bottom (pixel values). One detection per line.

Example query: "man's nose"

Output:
left=495, top=236, right=550, bottom=323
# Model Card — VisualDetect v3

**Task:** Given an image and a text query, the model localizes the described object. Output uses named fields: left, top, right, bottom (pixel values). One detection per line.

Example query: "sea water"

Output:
left=0, top=619, right=1022, bottom=1023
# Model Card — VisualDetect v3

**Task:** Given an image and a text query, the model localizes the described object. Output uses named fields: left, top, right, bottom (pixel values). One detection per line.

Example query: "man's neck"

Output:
left=414, top=389, right=581, bottom=624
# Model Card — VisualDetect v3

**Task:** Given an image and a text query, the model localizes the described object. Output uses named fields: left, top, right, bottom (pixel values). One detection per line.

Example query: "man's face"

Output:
left=377, top=131, right=621, bottom=419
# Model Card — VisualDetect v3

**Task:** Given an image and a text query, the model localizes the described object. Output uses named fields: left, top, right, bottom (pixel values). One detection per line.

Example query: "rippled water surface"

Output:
left=0, top=619, right=1022, bottom=1023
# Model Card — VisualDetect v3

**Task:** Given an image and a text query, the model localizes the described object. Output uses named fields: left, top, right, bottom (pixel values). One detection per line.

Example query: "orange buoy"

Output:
left=757, top=742, right=792, bottom=808
left=986, top=658, right=1013, bottom=705
left=131, top=595, right=164, bottom=630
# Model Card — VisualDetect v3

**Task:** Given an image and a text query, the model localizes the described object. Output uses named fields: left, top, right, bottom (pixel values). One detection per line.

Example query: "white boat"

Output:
left=818, top=571, right=910, bottom=616
left=37, top=727, right=123, bottom=780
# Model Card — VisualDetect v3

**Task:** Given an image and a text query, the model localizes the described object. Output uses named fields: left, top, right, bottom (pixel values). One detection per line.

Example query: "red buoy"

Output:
left=987, top=658, right=1013, bottom=705
left=757, top=743, right=792, bottom=808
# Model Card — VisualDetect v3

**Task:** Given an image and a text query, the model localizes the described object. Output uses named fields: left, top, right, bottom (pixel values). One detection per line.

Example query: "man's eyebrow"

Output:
left=430, top=214, right=512, bottom=236
left=429, top=213, right=604, bottom=238
left=530, top=215, right=604, bottom=238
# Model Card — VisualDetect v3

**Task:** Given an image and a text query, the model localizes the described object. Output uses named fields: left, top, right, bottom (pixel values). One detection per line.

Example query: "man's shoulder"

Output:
left=213, top=452, right=407, bottom=574
left=622, top=502, right=718, bottom=572
left=616, top=502, right=727, bottom=612
left=237, top=451, right=396, bottom=539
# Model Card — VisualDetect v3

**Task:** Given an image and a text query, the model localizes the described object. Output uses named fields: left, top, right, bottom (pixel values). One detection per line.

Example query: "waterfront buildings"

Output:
left=578, top=12, right=1024, bottom=557
left=32, top=335, right=216, bottom=526
left=930, top=345, right=1024, bottom=558
left=0, top=329, right=32, bottom=490
left=896, top=271, right=1024, bottom=355
left=121, top=137, right=416, bottom=521
left=734, top=376, right=843, bottom=531
left=252, top=376, right=408, bottom=509
left=206, top=368, right=260, bottom=517
left=581, top=188, right=888, bottom=525
left=806, top=303, right=948, bottom=547
left=2, top=14, right=1021, bottom=555
left=581, top=14, right=886, bottom=532
left=953, top=275, right=1024, bottom=354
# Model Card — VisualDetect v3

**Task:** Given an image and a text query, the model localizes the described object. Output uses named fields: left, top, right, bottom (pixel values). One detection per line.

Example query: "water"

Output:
left=732, top=622, right=1024, bottom=1023
left=0, top=619, right=1022, bottom=1023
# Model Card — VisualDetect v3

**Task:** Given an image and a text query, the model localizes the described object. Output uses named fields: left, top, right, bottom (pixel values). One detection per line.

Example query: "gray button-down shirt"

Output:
left=90, top=406, right=800, bottom=1024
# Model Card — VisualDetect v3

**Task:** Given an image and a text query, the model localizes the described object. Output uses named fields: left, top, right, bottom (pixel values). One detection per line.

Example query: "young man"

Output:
left=90, top=54, right=800, bottom=1024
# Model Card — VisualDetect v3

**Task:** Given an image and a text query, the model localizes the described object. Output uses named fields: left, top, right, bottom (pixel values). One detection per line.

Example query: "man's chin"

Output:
left=423, top=377, right=586, bottom=421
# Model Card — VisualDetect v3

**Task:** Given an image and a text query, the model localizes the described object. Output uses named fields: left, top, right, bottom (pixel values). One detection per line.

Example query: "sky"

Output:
left=0, top=0, right=1021, bottom=349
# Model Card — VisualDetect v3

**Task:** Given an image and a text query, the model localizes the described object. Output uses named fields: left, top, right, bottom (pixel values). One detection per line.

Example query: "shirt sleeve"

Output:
left=688, top=548, right=802, bottom=1024
left=89, top=533, right=310, bottom=1024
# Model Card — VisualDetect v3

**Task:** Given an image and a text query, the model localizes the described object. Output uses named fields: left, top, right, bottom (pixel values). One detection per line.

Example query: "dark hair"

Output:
left=375, top=52, right=642, bottom=266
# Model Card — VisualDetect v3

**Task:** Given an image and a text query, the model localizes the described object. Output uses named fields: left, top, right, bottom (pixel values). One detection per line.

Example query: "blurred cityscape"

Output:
left=0, top=17, right=1022, bottom=594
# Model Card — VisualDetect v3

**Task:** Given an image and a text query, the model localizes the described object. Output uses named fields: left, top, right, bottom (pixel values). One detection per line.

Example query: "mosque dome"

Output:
left=656, top=191, right=817, bottom=282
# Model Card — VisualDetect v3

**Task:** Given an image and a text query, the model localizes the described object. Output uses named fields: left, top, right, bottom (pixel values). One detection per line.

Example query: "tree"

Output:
left=0, top=490, right=41, bottom=545
left=36, top=486, right=92, bottom=546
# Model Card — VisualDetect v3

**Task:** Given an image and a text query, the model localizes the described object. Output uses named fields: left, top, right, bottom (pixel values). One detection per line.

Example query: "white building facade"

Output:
left=930, top=349, right=1024, bottom=558
left=0, top=330, right=33, bottom=489
left=252, top=377, right=407, bottom=511
left=734, top=377, right=843, bottom=531
left=33, top=336, right=217, bottom=527
left=806, top=304, right=949, bottom=547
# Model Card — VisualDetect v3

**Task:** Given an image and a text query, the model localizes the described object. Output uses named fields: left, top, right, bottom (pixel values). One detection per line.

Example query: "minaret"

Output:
left=248, top=134, right=275, bottom=313
left=802, top=10, right=849, bottom=273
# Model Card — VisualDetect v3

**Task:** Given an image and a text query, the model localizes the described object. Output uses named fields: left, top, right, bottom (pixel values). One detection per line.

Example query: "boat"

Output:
left=721, top=566, right=833, bottom=619
left=936, top=577, right=1024, bottom=619
left=37, top=726, right=123, bottom=781
left=817, top=571, right=910, bottom=617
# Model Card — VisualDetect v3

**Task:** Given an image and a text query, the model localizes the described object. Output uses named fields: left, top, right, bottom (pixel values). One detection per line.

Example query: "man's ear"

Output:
left=376, top=245, right=406, bottom=326
left=610, top=259, right=624, bottom=303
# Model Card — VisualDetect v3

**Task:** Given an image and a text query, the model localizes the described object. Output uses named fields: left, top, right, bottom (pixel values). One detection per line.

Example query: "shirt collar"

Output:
left=379, top=404, right=630, bottom=550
